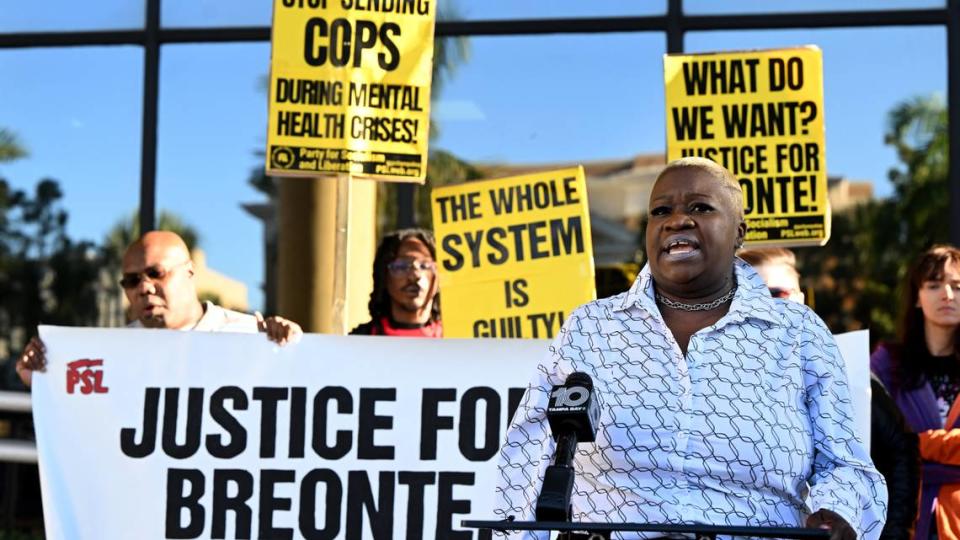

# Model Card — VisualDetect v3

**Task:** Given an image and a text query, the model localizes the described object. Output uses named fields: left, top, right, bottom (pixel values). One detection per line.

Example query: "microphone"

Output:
left=535, top=372, right=601, bottom=522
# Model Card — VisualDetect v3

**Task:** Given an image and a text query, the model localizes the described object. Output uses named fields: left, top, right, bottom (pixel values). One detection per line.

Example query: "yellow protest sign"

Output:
left=266, top=0, right=435, bottom=182
left=431, top=168, right=596, bottom=339
left=664, top=46, right=829, bottom=246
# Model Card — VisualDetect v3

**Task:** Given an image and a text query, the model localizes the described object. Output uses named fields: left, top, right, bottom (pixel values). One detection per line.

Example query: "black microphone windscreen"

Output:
left=564, top=371, right=593, bottom=390
left=546, top=371, right=600, bottom=443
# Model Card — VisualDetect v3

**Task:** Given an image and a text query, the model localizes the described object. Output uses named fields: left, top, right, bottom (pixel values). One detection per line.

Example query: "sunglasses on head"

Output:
left=768, top=287, right=795, bottom=299
left=119, top=261, right=189, bottom=289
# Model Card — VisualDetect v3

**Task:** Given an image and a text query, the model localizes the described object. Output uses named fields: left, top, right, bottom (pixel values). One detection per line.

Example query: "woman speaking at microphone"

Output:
left=495, top=157, right=886, bottom=540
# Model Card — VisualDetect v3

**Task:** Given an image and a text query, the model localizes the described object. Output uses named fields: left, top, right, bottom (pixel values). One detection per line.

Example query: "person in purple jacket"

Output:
left=871, top=244, right=960, bottom=540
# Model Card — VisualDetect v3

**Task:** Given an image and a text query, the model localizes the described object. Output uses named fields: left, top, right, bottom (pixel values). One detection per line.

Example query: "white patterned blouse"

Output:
left=495, top=259, right=887, bottom=539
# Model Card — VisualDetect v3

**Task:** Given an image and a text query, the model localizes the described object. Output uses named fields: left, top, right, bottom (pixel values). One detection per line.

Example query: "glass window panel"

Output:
left=686, top=27, right=946, bottom=198
left=0, top=47, right=143, bottom=245
left=161, top=0, right=664, bottom=28
left=0, top=1, right=144, bottom=32
left=684, top=0, right=943, bottom=14
left=162, top=0, right=271, bottom=28
left=447, top=0, right=665, bottom=20
left=434, top=33, right=664, bottom=167
left=156, top=43, right=271, bottom=310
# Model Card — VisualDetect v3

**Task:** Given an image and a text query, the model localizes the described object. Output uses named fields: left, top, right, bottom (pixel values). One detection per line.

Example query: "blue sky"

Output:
left=0, top=0, right=948, bottom=312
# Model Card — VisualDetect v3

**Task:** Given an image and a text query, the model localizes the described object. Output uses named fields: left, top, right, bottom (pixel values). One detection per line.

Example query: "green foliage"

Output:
left=795, top=94, right=949, bottom=343
left=885, top=94, right=950, bottom=256
left=433, top=3, right=469, bottom=99
left=247, top=148, right=276, bottom=200
left=0, top=178, right=108, bottom=390
left=1, top=179, right=67, bottom=258
left=795, top=204, right=899, bottom=338
left=105, top=210, right=200, bottom=260
left=198, top=290, right=222, bottom=306
left=0, top=128, right=27, bottom=163
left=0, top=530, right=44, bottom=540
left=377, top=149, right=483, bottom=236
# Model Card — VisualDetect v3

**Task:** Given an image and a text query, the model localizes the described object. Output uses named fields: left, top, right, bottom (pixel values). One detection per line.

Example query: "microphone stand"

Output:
left=526, top=433, right=828, bottom=539
left=536, top=431, right=587, bottom=537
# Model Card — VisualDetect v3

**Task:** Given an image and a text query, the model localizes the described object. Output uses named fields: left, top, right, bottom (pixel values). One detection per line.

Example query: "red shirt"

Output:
left=351, top=317, right=442, bottom=337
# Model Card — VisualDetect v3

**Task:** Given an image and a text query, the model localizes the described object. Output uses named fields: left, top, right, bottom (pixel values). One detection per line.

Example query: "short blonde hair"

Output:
left=656, top=157, right=743, bottom=220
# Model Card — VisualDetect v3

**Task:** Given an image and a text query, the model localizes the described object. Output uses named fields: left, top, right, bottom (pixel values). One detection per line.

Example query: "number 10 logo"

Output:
left=551, top=385, right=590, bottom=407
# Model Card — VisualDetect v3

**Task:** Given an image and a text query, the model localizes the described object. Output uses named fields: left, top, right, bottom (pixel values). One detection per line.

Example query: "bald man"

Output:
left=16, top=231, right=302, bottom=386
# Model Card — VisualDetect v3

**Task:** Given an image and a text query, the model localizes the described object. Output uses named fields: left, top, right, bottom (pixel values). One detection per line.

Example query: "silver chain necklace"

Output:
left=655, top=285, right=737, bottom=312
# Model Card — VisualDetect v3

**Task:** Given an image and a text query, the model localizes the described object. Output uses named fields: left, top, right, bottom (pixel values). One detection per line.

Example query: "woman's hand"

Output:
left=807, top=508, right=856, bottom=540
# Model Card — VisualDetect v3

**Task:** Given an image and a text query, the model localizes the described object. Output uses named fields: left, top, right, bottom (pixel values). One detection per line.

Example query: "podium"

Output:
left=463, top=519, right=831, bottom=540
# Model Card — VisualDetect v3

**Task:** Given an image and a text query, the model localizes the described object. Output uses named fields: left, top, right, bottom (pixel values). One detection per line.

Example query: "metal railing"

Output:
left=0, top=391, right=36, bottom=464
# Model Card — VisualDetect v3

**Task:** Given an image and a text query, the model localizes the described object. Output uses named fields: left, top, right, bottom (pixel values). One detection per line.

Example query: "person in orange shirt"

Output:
left=872, top=245, right=960, bottom=540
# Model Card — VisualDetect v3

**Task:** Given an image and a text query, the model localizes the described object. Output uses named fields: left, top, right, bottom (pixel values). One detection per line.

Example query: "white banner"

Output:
left=835, top=329, right=871, bottom=449
left=34, top=327, right=542, bottom=540
left=33, top=326, right=870, bottom=540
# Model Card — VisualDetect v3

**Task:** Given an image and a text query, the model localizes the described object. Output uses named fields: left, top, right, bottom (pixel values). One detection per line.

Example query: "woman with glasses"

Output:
left=872, top=244, right=960, bottom=540
left=350, top=228, right=442, bottom=337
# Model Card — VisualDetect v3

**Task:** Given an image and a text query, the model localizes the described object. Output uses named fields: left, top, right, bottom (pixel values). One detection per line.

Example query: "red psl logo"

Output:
left=66, top=359, right=109, bottom=395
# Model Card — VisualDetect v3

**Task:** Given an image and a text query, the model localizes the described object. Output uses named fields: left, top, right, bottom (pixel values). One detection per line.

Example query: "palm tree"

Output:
left=378, top=2, right=472, bottom=230
left=792, top=93, right=950, bottom=343
left=105, top=210, right=200, bottom=258
left=884, top=94, right=948, bottom=256
left=429, top=1, right=470, bottom=140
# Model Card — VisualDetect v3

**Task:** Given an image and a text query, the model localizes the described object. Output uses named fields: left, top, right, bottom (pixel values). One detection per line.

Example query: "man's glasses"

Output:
left=119, top=261, right=189, bottom=289
left=387, top=260, right=436, bottom=276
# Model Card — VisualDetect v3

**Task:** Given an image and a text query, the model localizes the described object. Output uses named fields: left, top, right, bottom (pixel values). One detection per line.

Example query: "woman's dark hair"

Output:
left=366, top=228, right=441, bottom=323
left=894, top=244, right=960, bottom=389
